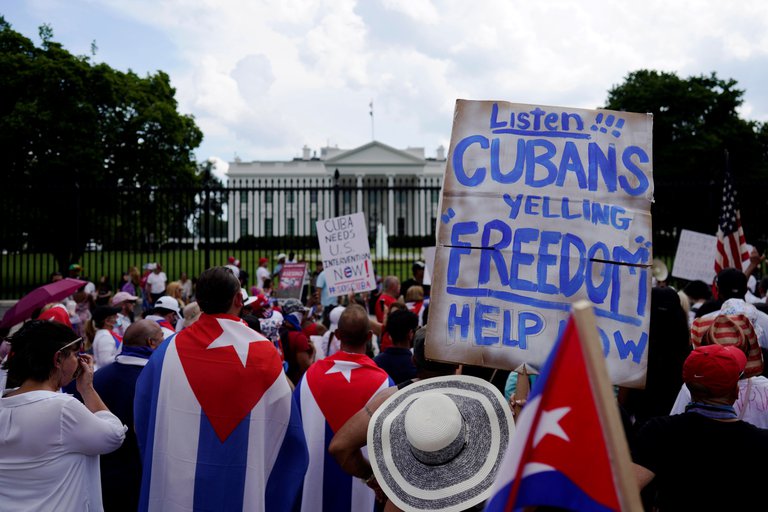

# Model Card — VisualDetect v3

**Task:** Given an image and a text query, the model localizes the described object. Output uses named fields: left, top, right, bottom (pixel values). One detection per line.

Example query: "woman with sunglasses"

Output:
left=0, top=320, right=126, bottom=511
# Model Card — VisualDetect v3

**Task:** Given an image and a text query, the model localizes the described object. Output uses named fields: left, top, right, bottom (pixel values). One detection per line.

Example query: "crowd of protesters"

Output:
left=3, top=249, right=768, bottom=510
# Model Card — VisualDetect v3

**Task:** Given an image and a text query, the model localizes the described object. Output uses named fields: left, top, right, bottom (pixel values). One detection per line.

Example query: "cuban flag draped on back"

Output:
left=485, top=316, right=625, bottom=512
left=135, top=313, right=308, bottom=512
left=296, top=351, right=393, bottom=512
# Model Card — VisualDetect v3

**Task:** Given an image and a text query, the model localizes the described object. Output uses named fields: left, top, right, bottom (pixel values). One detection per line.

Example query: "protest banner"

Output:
left=426, top=100, right=654, bottom=387
left=274, top=262, right=307, bottom=299
left=671, top=229, right=717, bottom=284
left=316, top=212, right=377, bottom=297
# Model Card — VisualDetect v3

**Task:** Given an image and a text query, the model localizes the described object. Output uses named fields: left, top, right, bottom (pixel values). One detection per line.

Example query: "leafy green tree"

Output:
left=603, top=70, right=768, bottom=250
left=0, top=17, right=203, bottom=270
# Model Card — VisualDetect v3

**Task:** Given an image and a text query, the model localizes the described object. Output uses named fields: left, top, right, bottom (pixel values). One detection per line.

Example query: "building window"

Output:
left=287, top=218, right=295, bottom=236
left=310, top=190, right=318, bottom=204
left=240, top=218, right=249, bottom=238
left=265, top=218, right=273, bottom=237
left=431, top=217, right=437, bottom=235
left=286, top=190, right=294, bottom=204
left=397, top=217, right=405, bottom=237
left=310, top=216, right=317, bottom=236
left=343, top=190, right=352, bottom=209
left=265, top=190, right=273, bottom=203
left=397, top=190, right=407, bottom=204
left=240, top=192, right=247, bottom=205
left=431, top=189, right=440, bottom=203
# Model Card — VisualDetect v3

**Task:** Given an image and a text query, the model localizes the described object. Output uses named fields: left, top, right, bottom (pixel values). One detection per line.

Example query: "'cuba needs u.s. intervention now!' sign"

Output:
left=426, top=100, right=654, bottom=388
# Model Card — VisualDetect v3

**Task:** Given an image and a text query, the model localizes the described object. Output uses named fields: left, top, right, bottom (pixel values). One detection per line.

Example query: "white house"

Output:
left=226, top=141, right=446, bottom=241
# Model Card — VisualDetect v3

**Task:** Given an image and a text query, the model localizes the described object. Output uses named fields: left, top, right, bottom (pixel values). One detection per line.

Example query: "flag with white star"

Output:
left=486, top=310, right=640, bottom=511
left=134, top=313, right=308, bottom=512
left=296, top=351, right=393, bottom=512
left=715, top=165, right=750, bottom=274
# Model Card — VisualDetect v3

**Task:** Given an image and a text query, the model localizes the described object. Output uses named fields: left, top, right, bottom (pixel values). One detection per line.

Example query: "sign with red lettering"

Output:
left=316, top=212, right=377, bottom=296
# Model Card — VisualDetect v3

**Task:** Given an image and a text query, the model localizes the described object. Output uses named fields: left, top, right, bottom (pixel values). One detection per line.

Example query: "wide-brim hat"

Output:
left=367, top=375, right=514, bottom=512
left=692, top=312, right=763, bottom=377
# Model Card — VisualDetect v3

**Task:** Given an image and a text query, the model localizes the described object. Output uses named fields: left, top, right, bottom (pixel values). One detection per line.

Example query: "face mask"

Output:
left=115, top=317, right=123, bottom=327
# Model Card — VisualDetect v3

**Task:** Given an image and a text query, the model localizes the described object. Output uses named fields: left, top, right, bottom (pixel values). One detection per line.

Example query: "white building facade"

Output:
left=226, top=141, right=446, bottom=242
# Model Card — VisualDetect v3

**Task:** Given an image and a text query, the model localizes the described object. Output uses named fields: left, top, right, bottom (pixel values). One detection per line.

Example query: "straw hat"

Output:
left=367, top=375, right=514, bottom=512
left=692, top=312, right=763, bottom=377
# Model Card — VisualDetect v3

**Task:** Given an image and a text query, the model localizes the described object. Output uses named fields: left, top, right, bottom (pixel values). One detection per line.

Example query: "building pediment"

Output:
left=325, top=141, right=424, bottom=166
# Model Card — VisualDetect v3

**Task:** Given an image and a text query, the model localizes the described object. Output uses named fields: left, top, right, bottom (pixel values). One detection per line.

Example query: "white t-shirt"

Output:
left=670, top=376, right=768, bottom=429
left=92, top=329, right=120, bottom=370
left=256, top=266, right=270, bottom=290
left=146, top=272, right=167, bottom=294
left=0, top=391, right=126, bottom=511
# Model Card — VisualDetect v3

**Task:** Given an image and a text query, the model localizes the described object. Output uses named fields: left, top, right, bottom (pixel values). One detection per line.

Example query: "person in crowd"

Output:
left=145, top=296, right=180, bottom=340
left=671, top=309, right=768, bottom=428
left=95, top=275, right=113, bottom=306
left=0, top=321, right=126, bottom=511
left=633, top=344, right=768, bottom=510
left=38, top=303, right=74, bottom=330
left=400, top=260, right=430, bottom=298
left=272, top=253, right=287, bottom=280
left=328, top=327, right=468, bottom=511
left=404, top=285, right=428, bottom=327
left=622, top=287, right=691, bottom=427
left=375, top=275, right=401, bottom=351
left=279, top=298, right=315, bottom=385
left=111, top=291, right=138, bottom=337
left=144, top=263, right=167, bottom=306
left=695, top=269, right=768, bottom=340
left=86, top=305, right=123, bottom=370
left=166, top=281, right=185, bottom=306
left=317, top=305, right=345, bottom=360
left=49, top=271, right=63, bottom=283
left=93, top=320, right=163, bottom=512
left=179, top=272, right=193, bottom=303
left=314, top=267, right=339, bottom=325
left=180, top=301, right=201, bottom=331
left=682, top=279, right=712, bottom=322
left=134, top=266, right=307, bottom=511
left=295, top=304, right=394, bottom=512
left=374, top=309, right=418, bottom=385
left=122, top=266, right=141, bottom=297
left=72, top=282, right=94, bottom=338
left=256, top=257, right=270, bottom=291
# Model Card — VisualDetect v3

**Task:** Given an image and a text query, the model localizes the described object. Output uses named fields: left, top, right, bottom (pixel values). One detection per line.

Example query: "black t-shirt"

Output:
left=633, top=413, right=768, bottom=511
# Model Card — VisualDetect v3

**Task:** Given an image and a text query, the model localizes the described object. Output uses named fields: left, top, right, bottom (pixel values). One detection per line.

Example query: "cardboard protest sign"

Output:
left=671, top=229, right=717, bottom=284
left=426, top=100, right=654, bottom=388
left=316, top=212, right=377, bottom=297
left=274, top=262, right=307, bottom=299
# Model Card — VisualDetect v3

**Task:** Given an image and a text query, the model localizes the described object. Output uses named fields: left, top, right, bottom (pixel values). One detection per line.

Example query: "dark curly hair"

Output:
left=2, top=320, right=79, bottom=385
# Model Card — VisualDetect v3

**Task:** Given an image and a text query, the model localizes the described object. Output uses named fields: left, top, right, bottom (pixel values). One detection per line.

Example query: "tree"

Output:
left=603, top=70, right=768, bottom=250
left=0, top=17, right=203, bottom=270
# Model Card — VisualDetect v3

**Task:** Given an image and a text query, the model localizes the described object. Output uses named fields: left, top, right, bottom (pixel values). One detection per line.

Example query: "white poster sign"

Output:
left=316, top=212, right=377, bottom=297
left=426, top=100, right=654, bottom=387
left=671, top=230, right=717, bottom=284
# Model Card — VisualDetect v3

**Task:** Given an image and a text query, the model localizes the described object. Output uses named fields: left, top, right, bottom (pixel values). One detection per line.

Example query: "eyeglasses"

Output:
left=57, top=337, right=84, bottom=354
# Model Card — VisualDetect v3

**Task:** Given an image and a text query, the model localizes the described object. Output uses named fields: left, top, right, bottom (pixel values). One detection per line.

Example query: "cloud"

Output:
left=14, top=0, right=768, bottom=161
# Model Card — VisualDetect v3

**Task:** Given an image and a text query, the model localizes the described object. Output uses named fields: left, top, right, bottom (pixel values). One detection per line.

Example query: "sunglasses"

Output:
left=57, top=337, right=84, bottom=354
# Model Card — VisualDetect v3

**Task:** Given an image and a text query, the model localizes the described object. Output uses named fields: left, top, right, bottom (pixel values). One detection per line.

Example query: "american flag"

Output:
left=715, top=166, right=750, bottom=274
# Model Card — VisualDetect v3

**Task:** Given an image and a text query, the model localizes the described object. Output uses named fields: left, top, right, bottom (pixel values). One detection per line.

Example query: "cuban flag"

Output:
left=296, top=351, right=393, bottom=512
left=135, top=313, right=308, bottom=512
left=486, top=312, right=639, bottom=512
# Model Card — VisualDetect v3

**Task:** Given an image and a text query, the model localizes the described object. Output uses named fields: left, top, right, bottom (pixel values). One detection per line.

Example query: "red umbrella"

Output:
left=0, top=278, right=86, bottom=329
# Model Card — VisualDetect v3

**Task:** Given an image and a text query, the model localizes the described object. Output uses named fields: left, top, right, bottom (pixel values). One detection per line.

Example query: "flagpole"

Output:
left=572, top=301, right=643, bottom=512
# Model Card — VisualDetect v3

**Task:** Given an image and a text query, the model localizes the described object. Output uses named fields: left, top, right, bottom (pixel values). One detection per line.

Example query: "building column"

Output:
left=418, top=176, right=426, bottom=236
left=387, top=174, right=395, bottom=237
left=356, top=174, right=364, bottom=215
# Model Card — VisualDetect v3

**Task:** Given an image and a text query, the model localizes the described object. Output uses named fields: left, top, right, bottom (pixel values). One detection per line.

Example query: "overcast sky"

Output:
left=4, top=0, right=768, bottom=178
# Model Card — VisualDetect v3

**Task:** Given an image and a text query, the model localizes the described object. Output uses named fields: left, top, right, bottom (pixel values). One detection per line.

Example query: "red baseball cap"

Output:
left=683, top=344, right=747, bottom=396
left=259, top=257, right=268, bottom=265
